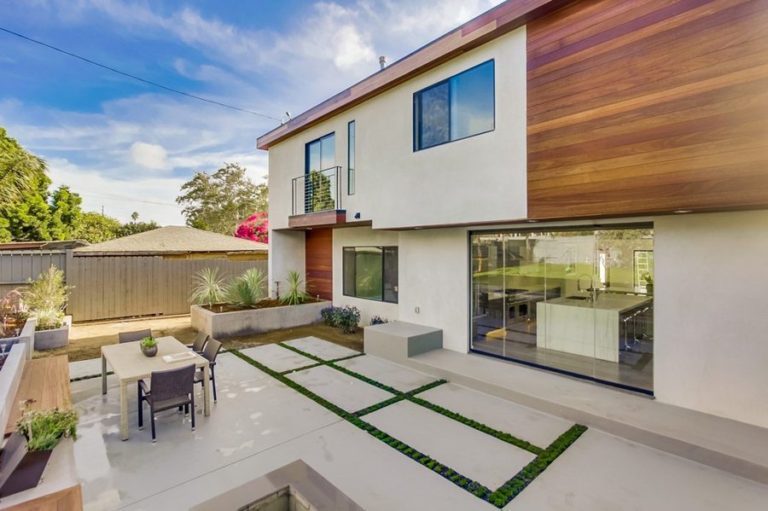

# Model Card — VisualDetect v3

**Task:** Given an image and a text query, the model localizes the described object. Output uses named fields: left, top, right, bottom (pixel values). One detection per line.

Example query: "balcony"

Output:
left=289, top=166, right=347, bottom=229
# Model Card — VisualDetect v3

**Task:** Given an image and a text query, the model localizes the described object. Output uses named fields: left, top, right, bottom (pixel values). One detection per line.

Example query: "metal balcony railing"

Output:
left=291, top=166, right=342, bottom=216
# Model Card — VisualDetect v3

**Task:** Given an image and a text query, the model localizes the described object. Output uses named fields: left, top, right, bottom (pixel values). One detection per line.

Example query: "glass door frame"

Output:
left=466, top=223, right=655, bottom=396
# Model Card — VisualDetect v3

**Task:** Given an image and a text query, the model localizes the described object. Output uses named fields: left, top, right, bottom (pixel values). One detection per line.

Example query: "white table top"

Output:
left=102, top=336, right=207, bottom=382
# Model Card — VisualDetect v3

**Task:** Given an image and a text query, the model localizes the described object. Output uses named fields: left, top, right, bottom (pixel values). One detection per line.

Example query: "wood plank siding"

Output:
left=305, top=229, right=333, bottom=300
left=527, top=0, right=768, bottom=219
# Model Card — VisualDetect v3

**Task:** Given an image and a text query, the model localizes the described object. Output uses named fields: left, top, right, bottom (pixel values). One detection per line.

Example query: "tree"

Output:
left=0, top=127, right=47, bottom=209
left=73, top=212, right=121, bottom=243
left=176, top=163, right=267, bottom=235
left=49, top=186, right=83, bottom=240
left=117, top=211, right=158, bottom=237
left=0, top=174, right=54, bottom=241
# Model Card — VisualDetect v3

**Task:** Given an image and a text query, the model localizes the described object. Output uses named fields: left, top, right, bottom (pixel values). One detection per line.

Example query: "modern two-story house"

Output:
left=257, top=0, right=768, bottom=429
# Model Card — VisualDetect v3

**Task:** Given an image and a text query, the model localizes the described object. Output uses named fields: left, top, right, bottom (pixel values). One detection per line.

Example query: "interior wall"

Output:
left=654, top=210, right=768, bottom=428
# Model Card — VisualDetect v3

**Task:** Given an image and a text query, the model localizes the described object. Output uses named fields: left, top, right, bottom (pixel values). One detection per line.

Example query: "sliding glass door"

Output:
left=470, top=226, right=654, bottom=393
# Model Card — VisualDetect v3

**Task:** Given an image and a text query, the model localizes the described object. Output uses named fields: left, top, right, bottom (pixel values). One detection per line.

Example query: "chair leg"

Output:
left=190, top=393, right=196, bottom=432
left=150, top=406, right=157, bottom=443
left=138, top=387, right=144, bottom=430
left=211, top=366, right=217, bottom=403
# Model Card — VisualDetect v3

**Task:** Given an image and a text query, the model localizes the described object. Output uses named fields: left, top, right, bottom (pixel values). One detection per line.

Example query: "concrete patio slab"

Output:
left=68, top=357, right=104, bottom=380
left=365, top=400, right=536, bottom=490
left=334, top=355, right=436, bottom=392
left=508, top=429, right=768, bottom=511
left=419, top=383, right=572, bottom=448
left=282, top=337, right=360, bottom=361
left=239, top=344, right=316, bottom=372
left=286, top=364, right=393, bottom=413
left=71, top=353, right=341, bottom=510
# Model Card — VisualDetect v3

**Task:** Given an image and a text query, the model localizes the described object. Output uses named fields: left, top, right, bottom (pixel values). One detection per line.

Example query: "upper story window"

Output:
left=413, top=60, right=495, bottom=151
left=306, top=132, right=335, bottom=173
left=347, top=121, right=356, bottom=195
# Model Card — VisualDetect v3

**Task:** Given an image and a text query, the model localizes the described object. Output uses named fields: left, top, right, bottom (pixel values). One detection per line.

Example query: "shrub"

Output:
left=281, top=270, right=308, bottom=305
left=24, top=266, right=70, bottom=331
left=320, top=306, right=337, bottom=326
left=190, top=267, right=227, bottom=307
left=370, top=315, right=387, bottom=325
left=226, top=268, right=267, bottom=308
left=336, top=306, right=360, bottom=333
left=16, top=407, right=78, bottom=452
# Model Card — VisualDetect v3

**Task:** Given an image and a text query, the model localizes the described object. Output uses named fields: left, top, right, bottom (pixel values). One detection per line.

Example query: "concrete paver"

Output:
left=365, top=400, right=536, bottom=490
left=286, top=364, right=393, bottom=413
left=239, top=344, right=316, bottom=372
left=335, top=355, right=437, bottom=392
left=282, top=337, right=360, bottom=360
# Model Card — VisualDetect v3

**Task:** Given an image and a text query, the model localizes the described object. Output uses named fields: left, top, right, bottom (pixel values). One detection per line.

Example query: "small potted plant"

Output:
left=23, top=267, right=73, bottom=351
left=641, top=272, right=654, bottom=295
left=0, top=406, right=78, bottom=497
left=140, top=336, right=158, bottom=357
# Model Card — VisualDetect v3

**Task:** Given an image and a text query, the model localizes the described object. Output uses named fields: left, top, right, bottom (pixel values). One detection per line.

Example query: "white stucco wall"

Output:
left=267, top=26, right=527, bottom=230
left=654, top=210, right=768, bottom=428
left=398, top=228, right=470, bottom=353
left=269, top=230, right=306, bottom=298
left=332, top=227, right=400, bottom=325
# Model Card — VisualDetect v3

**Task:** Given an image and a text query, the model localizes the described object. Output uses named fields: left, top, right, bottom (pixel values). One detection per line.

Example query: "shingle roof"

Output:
left=73, top=226, right=267, bottom=255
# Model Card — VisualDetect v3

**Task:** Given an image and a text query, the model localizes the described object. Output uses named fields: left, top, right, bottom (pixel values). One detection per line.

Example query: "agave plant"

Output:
left=281, top=270, right=308, bottom=305
left=190, top=267, right=227, bottom=308
left=225, top=268, right=266, bottom=308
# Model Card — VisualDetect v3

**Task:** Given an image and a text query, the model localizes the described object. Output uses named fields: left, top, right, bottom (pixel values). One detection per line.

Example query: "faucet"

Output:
left=577, top=274, right=598, bottom=302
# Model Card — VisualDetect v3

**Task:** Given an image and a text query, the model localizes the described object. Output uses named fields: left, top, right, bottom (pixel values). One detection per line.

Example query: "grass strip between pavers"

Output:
left=277, top=342, right=546, bottom=454
left=230, top=349, right=494, bottom=501
left=235, top=346, right=587, bottom=508
left=70, top=371, right=113, bottom=382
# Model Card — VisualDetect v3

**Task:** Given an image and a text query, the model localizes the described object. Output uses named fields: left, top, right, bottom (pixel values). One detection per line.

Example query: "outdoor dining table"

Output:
left=101, top=336, right=211, bottom=440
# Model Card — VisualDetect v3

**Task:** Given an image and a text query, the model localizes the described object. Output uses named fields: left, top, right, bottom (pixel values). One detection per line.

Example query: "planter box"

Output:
left=0, top=432, right=52, bottom=498
left=191, top=301, right=329, bottom=338
left=33, top=316, right=72, bottom=351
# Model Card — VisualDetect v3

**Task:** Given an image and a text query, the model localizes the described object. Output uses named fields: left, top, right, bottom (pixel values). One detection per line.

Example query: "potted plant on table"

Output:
left=0, top=406, right=78, bottom=497
left=23, top=267, right=72, bottom=351
left=140, top=336, right=158, bottom=357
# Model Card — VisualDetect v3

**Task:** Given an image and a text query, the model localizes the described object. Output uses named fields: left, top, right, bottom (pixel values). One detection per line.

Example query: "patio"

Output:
left=66, top=337, right=768, bottom=510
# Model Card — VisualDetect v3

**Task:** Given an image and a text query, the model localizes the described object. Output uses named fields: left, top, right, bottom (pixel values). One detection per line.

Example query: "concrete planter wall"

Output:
left=0, top=343, right=26, bottom=435
left=191, top=301, right=329, bottom=338
left=2, top=318, right=37, bottom=360
left=33, top=316, right=72, bottom=351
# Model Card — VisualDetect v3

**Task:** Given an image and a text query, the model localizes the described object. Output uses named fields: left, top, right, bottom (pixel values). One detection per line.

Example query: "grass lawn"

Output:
left=34, top=316, right=363, bottom=362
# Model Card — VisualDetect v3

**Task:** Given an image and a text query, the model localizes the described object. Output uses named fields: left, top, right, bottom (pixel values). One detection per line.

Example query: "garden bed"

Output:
left=191, top=300, right=330, bottom=338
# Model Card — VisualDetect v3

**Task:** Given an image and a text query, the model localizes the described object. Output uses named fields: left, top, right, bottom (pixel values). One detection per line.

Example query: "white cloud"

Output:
left=130, top=141, right=168, bottom=170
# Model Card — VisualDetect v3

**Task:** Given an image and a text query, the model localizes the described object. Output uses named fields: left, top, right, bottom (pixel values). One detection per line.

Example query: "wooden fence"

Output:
left=0, top=250, right=67, bottom=297
left=67, top=254, right=267, bottom=322
left=0, top=249, right=267, bottom=322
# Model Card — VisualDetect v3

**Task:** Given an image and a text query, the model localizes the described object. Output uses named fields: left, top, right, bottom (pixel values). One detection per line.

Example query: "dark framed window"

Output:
left=347, top=121, right=356, bottom=195
left=343, top=246, right=398, bottom=303
left=413, top=60, right=495, bottom=151
left=305, top=132, right=335, bottom=173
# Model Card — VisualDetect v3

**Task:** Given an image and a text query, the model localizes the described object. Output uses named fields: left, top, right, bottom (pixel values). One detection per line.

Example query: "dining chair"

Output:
left=118, top=329, right=152, bottom=343
left=186, top=332, right=209, bottom=353
left=138, top=364, right=196, bottom=442
left=194, top=338, right=222, bottom=403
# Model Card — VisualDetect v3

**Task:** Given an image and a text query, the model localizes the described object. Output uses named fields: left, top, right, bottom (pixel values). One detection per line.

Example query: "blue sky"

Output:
left=0, top=0, right=502, bottom=224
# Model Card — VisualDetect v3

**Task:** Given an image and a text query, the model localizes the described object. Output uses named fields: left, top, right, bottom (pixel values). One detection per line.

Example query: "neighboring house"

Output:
left=258, top=1, right=768, bottom=428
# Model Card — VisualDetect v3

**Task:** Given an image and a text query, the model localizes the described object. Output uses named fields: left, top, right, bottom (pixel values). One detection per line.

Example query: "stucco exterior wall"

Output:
left=654, top=210, right=768, bottom=428
left=269, top=230, right=305, bottom=298
left=267, top=26, right=527, bottom=231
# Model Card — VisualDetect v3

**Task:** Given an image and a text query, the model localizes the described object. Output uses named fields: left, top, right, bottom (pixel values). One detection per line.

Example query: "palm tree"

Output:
left=0, top=128, right=47, bottom=209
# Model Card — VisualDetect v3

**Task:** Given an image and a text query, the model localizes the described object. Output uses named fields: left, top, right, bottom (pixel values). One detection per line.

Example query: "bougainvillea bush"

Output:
left=235, top=212, right=268, bottom=243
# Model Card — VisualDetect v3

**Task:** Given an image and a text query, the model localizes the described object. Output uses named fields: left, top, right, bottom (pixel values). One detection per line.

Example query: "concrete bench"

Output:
left=363, top=321, right=442, bottom=362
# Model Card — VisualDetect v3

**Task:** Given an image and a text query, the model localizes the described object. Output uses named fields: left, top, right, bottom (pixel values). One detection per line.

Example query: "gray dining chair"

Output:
left=138, top=364, right=196, bottom=442
left=194, top=338, right=222, bottom=403
left=118, top=329, right=152, bottom=343
left=186, top=332, right=209, bottom=353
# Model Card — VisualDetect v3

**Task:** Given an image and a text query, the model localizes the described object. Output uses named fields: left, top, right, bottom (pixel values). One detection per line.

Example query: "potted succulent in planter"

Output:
left=641, top=272, right=654, bottom=295
left=0, top=406, right=78, bottom=497
left=23, top=267, right=72, bottom=351
left=140, top=336, right=158, bottom=357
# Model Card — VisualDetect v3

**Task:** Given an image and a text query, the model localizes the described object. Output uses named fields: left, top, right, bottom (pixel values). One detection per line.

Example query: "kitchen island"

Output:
left=536, top=293, right=652, bottom=362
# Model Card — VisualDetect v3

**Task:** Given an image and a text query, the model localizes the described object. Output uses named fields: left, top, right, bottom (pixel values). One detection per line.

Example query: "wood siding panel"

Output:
left=527, top=0, right=768, bottom=219
left=305, top=229, right=333, bottom=301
